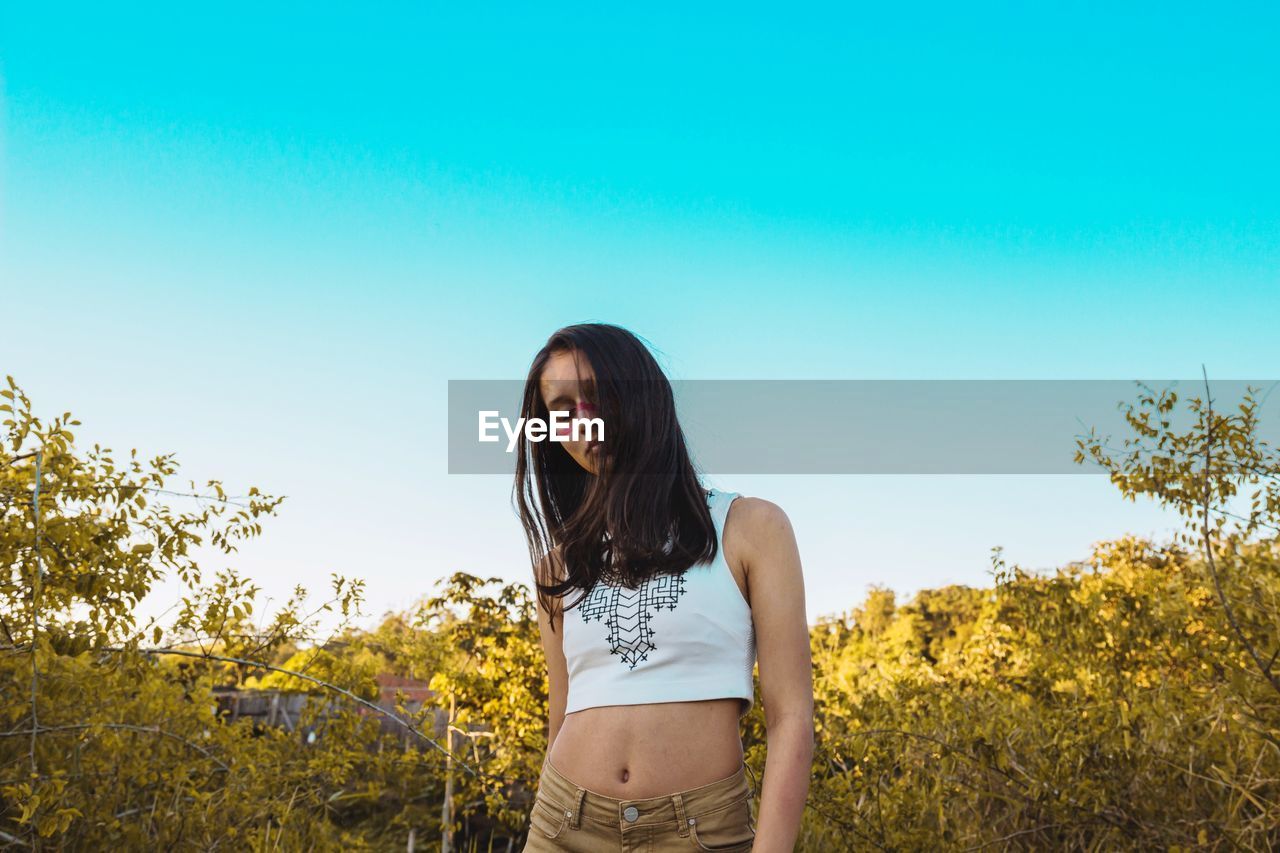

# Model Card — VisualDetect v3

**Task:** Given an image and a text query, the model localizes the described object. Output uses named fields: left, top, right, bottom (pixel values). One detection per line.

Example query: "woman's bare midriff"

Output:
left=547, top=697, right=748, bottom=798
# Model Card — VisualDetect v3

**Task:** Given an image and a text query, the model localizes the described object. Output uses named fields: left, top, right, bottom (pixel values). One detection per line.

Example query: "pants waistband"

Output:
left=537, top=755, right=752, bottom=832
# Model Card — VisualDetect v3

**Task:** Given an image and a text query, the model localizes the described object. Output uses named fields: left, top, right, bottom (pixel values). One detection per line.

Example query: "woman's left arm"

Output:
left=736, top=497, right=815, bottom=853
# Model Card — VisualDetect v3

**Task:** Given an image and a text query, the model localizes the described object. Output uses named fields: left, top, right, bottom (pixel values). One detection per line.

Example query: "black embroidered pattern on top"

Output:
left=579, top=572, right=687, bottom=669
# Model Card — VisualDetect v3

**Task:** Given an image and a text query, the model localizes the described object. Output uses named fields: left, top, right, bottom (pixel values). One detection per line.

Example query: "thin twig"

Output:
left=29, top=450, right=43, bottom=780
left=0, top=723, right=231, bottom=773
left=1199, top=368, right=1280, bottom=697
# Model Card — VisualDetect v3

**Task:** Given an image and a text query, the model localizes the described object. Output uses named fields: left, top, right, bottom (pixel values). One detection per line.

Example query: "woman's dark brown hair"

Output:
left=514, top=323, right=717, bottom=631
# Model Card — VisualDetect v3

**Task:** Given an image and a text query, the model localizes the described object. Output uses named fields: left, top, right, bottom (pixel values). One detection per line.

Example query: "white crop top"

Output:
left=560, top=488, right=757, bottom=718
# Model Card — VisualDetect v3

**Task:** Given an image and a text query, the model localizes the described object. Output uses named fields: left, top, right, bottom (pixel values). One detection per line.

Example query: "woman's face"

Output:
left=539, top=348, right=604, bottom=474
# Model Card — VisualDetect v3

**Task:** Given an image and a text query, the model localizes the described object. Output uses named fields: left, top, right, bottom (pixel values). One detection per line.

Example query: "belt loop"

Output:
left=569, top=786, right=586, bottom=829
left=744, top=759, right=759, bottom=796
left=672, top=792, right=690, bottom=838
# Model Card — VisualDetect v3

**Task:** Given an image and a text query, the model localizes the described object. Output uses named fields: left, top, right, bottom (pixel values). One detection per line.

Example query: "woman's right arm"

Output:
left=535, top=549, right=569, bottom=751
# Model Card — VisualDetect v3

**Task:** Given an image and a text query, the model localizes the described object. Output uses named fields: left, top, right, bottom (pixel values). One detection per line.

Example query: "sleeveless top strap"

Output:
left=709, top=488, right=739, bottom=534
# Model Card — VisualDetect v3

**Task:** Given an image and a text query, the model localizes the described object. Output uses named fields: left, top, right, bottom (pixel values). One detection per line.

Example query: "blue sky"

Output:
left=2, top=3, right=1277, bottom=631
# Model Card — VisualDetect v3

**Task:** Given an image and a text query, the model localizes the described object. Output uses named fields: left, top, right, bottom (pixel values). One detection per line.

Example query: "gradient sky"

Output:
left=2, top=3, right=1277, bottom=633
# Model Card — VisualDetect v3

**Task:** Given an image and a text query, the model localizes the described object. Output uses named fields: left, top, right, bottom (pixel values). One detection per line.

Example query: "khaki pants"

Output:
left=522, top=754, right=757, bottom=852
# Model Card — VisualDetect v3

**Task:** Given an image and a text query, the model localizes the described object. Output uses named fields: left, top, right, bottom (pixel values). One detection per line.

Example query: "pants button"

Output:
left=623, top=806, right=639, bottom=822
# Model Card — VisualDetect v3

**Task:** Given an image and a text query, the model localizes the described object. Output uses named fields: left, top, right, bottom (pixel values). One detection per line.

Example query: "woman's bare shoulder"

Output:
left=725, top=495, right=797, bottom=562
left=729, top=494, right=792, bottom=530
left=536, top=543, right=567, bottom=586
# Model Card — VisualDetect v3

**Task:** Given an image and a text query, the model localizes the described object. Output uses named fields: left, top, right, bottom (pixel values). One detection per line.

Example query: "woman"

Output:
left=514, top=323, right=814, bottom=852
